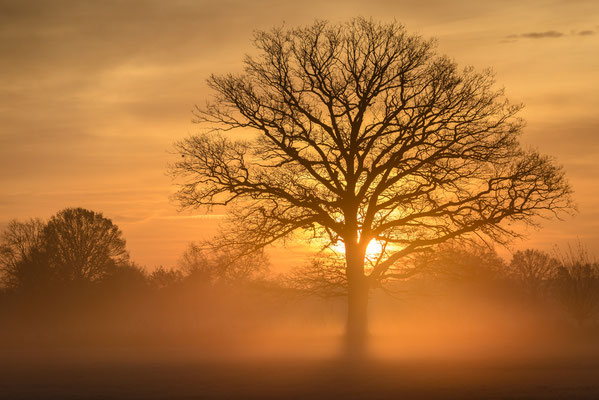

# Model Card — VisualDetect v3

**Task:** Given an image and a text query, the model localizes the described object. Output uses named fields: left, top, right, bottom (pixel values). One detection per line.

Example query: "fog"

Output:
left=2, top=267, right=598, bottom=360
left=2, top=237, right=599, bottom=398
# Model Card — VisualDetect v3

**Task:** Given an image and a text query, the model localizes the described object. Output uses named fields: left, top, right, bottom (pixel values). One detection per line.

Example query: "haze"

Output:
left=1, top=0, right=598, bottom=268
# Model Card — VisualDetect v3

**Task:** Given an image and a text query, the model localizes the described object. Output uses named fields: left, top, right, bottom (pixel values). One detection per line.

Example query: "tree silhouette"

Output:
left=284, top=254, right=348, bottom=298
left=43, top=208, right=129, bottom=285
left=172, top=18, right=573, bottom=354
left=1, top=209, right=130, bottom=290
left=553, top=244, right=599, bottom=326
left=0, top=218, right=48, bottom=290
left=555, top=261, right=599, bottom=326
left=509, top=249, right=558, bottom=299
left=179, top=241, right=269, bottom=286
left=149, top=266, right=184, bottom=290
left=416, top=242, right=506, bottom=284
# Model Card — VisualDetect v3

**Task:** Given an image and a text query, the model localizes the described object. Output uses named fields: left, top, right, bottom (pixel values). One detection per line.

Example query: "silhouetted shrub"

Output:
left=180, top=241, right=269, bottom=287
left=0, top=218, right=49, bottom=290
left=509, top=249, right=559, bottom=299
left=554, top=259, right=599, bottom=325
left=149, top=266, right=184, bottom=290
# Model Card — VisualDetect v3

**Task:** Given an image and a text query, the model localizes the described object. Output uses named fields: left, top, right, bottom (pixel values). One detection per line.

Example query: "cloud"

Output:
left=159, top=214, right=227, bottom=220
left=506, top=29, right=595, bottom=41
left=508, top=31, right=564, bottom=39
left=521, top=30, right=564, bottom=38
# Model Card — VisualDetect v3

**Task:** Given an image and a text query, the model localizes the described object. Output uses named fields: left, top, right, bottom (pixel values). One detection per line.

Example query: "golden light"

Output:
left=366, top=240, right=384, bottom=259
left=330, top=239, right=384, bottom=259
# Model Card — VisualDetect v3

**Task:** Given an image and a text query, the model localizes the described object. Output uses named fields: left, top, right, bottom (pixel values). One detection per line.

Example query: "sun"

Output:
left=330, top=239, right=384, bottom=259
left=365, top=239, right=384, bottom=259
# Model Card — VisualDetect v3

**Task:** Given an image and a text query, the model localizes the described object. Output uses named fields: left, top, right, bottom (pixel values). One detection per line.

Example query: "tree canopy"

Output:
left=172, top=18, right=573, bottom=351
left=0, top=208, right=129, bottom=289
left=173, top=18, right=572, bottom=280
left=44, top=208, right=129, bottom=284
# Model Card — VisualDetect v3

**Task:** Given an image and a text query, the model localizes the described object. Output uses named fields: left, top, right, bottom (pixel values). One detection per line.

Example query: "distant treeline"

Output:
left=0, top=207, right=268, bottom=292
left=406, top=243, right=599, bottom=326
left=1, top=207, right=598, bottom=353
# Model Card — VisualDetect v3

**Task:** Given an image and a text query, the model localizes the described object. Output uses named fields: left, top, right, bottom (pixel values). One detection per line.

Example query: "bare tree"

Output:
left=179, top=241, right=269, bottom=286
left=416, top=242, right=507, bottom=283
left=553, top=244, right=599, bottom=326
left=509, top=249, right=559, bottom=299
left=284, top=254, right=348, bottom=298
left=149, top=266, right=184, bottom=290
left=43, top=208, right=129, bottom=284
left=172, top=18, right=573, bottom=354
left=0, top=218, right=47, bottom=289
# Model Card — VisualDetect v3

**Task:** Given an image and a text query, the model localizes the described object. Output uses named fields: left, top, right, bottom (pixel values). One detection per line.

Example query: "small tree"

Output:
left=43, top=208, right=129, bottom=285
left=149, top=266, right=184, bottom=290
left=418, top=243, right=506, bottom=283
left=179, top=241, right=269, bottom=286
left=0, top=218, right=48, bottom=290
left=509, top=249, right=558, bottom=299
left=284, top=255, right=348, bottom=298
left=553, top=245, right=599, bottom=326
left=172, top=18, right=573, bottom=353
left=102, top=263, right=148, bottom=290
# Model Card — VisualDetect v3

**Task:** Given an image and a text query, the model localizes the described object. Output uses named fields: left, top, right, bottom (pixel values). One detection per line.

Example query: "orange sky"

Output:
left=1, top=0, right=598, bottom=268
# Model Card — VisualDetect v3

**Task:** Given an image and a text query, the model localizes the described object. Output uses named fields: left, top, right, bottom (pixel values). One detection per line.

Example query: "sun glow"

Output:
left=330, top=239, right=384, bottom=259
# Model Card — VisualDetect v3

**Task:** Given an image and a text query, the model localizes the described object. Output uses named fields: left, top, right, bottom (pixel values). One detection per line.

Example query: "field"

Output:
left=3, top=341, right=599, bottom=400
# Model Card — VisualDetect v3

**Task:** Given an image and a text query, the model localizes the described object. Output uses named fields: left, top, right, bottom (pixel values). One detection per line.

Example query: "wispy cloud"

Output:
left=159, top=214, right=226, bottom=220
left=505, top=29, right=595, bottom=41
left=510, top=30, right=564, bottom=39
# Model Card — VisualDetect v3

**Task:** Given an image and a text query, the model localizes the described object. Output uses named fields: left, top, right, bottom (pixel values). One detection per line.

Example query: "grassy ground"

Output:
left=2, top=350, right=599, bottom=399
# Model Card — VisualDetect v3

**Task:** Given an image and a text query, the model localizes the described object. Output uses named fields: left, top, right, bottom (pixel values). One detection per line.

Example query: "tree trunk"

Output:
left=345, top=244, right=369, bottom=358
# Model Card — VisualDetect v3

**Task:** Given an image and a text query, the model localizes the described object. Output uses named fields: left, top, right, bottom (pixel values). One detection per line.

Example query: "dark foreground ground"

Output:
left=2, top=351, right=599, bottom=400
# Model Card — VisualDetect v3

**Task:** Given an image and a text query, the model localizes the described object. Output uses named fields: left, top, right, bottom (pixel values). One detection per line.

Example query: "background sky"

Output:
left=1, top=0, right=597, bottom=268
